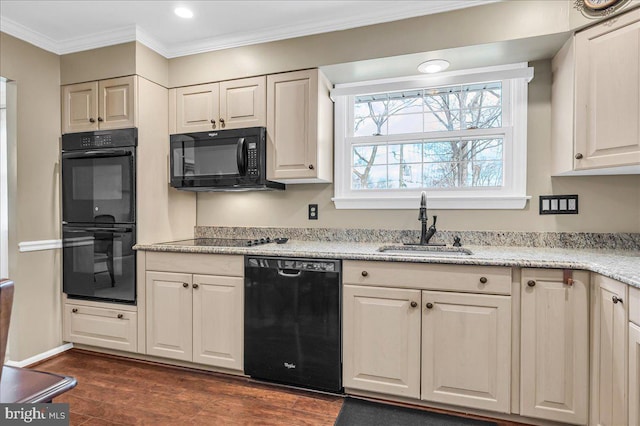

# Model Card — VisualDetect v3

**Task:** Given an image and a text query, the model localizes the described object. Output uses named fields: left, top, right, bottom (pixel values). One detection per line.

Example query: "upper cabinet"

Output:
left=170, top=76, right=266, bottom=134
left=267, top=69, right=334, bottom=183
left=552, top=9, right=640, bottom=175
left=62, top=76, right=137, bottom=134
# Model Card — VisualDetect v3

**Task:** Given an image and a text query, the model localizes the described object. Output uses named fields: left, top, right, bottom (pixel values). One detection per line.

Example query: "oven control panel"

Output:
left=62, top=128, right=137, bottom=151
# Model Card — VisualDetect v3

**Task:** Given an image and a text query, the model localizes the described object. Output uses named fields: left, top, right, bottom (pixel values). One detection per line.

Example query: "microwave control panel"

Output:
left=247, top=141, right=258, bottom=176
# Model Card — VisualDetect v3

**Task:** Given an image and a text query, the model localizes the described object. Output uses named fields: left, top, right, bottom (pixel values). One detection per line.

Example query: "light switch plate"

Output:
left=539, top=195, right=578, bottom=215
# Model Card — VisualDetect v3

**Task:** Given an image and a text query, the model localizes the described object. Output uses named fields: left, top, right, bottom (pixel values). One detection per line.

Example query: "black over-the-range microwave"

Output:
left=170, top=127, right=285, bottom=191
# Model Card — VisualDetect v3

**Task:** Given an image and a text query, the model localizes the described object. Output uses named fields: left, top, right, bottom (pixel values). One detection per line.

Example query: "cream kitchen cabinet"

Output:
left=629, top=286, right=640, bottom=426
left=520, top=269, right=589, bottom=425
left=63, top=303, right=137, bottom=352
left=552, top=8, right=640, bottom=175
left=170, top=76, right=266, bottom=134
left=144, top=252, right=243, bottom=371
left=266, top=69, right=333, bottom=183
left=421, top=290, right=511, bottom=413
left=342, top=285, right=421, bottom=398
left=62, top=75, right=137, bottom=134
left=342, top=261, right=512, bottom=413
left=591, top=274, right=629, bottom=426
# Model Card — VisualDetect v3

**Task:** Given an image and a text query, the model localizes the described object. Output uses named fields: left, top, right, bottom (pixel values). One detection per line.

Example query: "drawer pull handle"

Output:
left=612, top=295, right=623, bottom=304
left=72, top=308, right=78, bottom=313
left=479, top=276, right=488, bottom=284
left=426, top=302, right=434, bottom=309
left=410, top=301, right=417, bottom=308
left=117, top=314, right=124, bottom=319
left=527, top=280, right=536, bottom=287
left=193, top=283, right=199, bottom=289
left=361, top=271, right=368, bottom=277
left=183, top=282, right=189, bottom=288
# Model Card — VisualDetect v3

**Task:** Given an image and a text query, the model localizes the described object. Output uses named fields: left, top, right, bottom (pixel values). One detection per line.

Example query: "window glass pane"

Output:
left=353, top=145, right=387, bottom=167
left=352, top=165, right=388, bottom=189
left=425, top=111, right=459, bottom=132
left=388, top=92, right=423, bottom=114
left=388, top=163, right=422, bottom=188
left=472, top=139, right=503, bottom=161
left=469, top=160, right=502, bottom=186
left=424, top=86, right=460, bottom=111
left=423, top=162, right=457, bottom=188
left=388, top=143, right=422, bottom=164
left=388, top=114, right=423, bottom=134
left=424, top=141, right=456, bottom=163
left=354, top=117, right=386, bottom=137
left=462, top=107, right=501, bottom=129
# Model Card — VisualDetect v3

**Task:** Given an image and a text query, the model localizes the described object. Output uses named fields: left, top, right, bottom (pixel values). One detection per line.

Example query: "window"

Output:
left=332, top=63, right=533, bottom=209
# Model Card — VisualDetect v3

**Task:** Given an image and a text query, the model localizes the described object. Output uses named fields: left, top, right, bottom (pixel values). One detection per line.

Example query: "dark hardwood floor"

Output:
left=31, top=349, right=529, bottom=425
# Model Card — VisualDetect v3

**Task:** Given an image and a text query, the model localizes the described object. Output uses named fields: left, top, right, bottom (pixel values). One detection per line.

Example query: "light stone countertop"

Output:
left=135, top=240, right=640, bottom=289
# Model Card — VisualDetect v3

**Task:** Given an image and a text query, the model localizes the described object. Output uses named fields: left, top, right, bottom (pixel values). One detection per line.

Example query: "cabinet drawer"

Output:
left=344, top=261, right=511, bottom=295
left=631, top=286, right=640, bottom=327
left=64, top=304, right=137, bottom=352
left=145, top=252, right=243, bottom=276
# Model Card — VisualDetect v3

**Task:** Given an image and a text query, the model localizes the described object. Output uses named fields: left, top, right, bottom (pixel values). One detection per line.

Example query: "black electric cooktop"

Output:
left=161, top=237, right=274, bottom=247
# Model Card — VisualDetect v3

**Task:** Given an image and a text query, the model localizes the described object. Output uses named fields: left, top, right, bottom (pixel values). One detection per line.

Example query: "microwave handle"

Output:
left=236, top=138, right=247, bottom=175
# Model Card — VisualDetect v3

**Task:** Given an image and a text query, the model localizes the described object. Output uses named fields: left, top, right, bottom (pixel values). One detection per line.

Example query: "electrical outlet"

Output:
left=539, top=195, right=578, bottom=215
left=308, top=204, right=318, bottom=220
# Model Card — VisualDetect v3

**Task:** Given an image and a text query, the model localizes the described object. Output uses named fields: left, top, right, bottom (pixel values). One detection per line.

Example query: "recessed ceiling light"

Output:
left=174, top=7, right=194, bottom=19
left=417, top=59, right=450, bottom=74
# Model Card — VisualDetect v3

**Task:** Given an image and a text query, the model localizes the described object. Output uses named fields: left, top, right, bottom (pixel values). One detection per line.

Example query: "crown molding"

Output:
left=1, top=0, right=497, bottom=59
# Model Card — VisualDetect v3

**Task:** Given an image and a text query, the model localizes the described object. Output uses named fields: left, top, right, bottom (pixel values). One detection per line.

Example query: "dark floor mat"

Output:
left=335, top=397, right=498, bottom=426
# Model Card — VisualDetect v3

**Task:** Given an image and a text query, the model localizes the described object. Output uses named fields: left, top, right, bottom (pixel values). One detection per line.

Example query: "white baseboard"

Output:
left=5, top=343, right=73, bottom=367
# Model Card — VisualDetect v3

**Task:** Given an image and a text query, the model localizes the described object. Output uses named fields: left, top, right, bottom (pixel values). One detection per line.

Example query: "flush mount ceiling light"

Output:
left=174, top=6, right=194, bottom=19
left=417, top=59, right=450, bottom=74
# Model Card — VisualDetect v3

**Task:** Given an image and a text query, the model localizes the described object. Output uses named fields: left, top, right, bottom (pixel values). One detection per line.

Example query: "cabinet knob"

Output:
left=71, top=308, right=78, bottom=313
left=89, top=118, right=95, bottom=123
left=193, top=283, right=199, bottom=289
left=117, top=313, right=124, bottom=319
left=97, top=117, right=104, bottom=122
left=527, top=280, right=536, bottom=287
left=308, top=164, right=314, bottom=170
left=183, top=282, right=189, bottom=288
left=426, top=302, right=434, bottom=309
left=479, top=276, right=488, bottom=284
left=575, top=153, right=583, bottom=160
left=210, top=119, right=216, bottom=128
left=361, top=271, right=368, bottom=277
left=410, top=301, right=418, bottom=308
left=219, top=118, right=226, bottom=128
left=612, top=295, right=623, bottom=304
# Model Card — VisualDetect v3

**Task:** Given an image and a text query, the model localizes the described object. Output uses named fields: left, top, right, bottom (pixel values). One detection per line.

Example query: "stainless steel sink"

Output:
left=378, top=245, right=473, bottom=256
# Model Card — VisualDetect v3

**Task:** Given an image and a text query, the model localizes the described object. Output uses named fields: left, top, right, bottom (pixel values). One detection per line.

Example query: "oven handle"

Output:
left=65, top=227, right=133, bottom=233
left=63, top=150, right=132, bottom=159
left=278, top=269, right=302, bottom=278
left=236, top=138, right=247, bottom=175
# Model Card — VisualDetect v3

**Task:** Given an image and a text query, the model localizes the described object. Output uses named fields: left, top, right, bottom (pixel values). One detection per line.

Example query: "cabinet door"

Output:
left=175, top=83, right=220, bottom=133
left=574, top=9, right=640, bottom=170
left=98, top=76, right=137, bottom=130
left=343, top=285, right=421, bottom=398
left=192, top=274, right=243, bottom=370
left=630, top=322, right=640, bottom=426
left=421, top=291, right=511, bottom=413
left=267, top=69, right=318, bottom=181
left=591, top=275, right=628, bottom=426
left=219, top=76, right=266, bottom=130
left=145, top=271, right=193, bottom=361
left=62, top=81, right=98, bottom=134
left=520, top=269, right=589, bottom=424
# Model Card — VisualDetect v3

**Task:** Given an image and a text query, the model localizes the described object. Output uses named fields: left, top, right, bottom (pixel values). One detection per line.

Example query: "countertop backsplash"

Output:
left=195, top=226, right=640, bottom=251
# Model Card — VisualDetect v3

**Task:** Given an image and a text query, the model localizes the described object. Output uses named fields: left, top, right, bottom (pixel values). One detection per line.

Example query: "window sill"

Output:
left=332, top=195, right=531, bottom=210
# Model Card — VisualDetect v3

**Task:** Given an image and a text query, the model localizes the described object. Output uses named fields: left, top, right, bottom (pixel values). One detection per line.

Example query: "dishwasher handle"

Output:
left=278, top=269, right=302, bottom=278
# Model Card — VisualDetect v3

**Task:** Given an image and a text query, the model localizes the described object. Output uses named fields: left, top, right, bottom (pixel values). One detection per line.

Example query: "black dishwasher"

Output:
left=244, top=256, right=342, bottom=393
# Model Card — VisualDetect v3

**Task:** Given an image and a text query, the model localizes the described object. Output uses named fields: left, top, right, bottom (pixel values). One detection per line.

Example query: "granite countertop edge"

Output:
left=134, top=241, right=640, bottom=289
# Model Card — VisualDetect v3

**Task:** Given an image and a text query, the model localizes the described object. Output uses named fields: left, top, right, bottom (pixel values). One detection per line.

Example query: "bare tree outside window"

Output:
left=351, top=82, right=504, bottom=190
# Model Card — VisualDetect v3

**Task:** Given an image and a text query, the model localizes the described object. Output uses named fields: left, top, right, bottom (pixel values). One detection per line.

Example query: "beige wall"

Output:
left=196, top=60, right=640, bottom=233
left=0, top=33, right=63, bottom=361
left=60, top=42, right=136, bottom=85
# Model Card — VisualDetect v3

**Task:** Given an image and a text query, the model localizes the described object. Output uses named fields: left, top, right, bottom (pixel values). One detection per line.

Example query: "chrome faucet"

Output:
left=419, top=191, right=437, bottom=245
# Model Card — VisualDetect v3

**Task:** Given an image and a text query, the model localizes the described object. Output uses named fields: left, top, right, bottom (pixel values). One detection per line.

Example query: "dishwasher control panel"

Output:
left=246, top=257, right=340, bottom=273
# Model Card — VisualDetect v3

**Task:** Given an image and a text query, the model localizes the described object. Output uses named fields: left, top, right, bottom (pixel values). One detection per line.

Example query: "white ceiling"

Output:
left=0, top=0, right=497, bottom=58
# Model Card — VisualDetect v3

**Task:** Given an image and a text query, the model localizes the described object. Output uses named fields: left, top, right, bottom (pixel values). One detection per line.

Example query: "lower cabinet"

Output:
left=64, top=304, right=137, bottom=352
left=520, top=269, right=589, bottom=425
left=629, top=286, right=640, bottom=426
left=343, top=281, right=511, bottom=413
left=145, top=271, right=243, bottom=371
left=421, top=290, right=511, bottom=413
left=591, top=275, right=629, bottom=426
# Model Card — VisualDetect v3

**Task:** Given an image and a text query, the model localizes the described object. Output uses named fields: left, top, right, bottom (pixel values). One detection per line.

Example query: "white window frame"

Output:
left=331, top=63, right=533, bottom=210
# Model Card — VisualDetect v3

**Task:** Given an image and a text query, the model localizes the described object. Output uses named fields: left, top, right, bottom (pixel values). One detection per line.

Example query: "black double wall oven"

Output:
left=62, top=129, right=137, bottom=304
